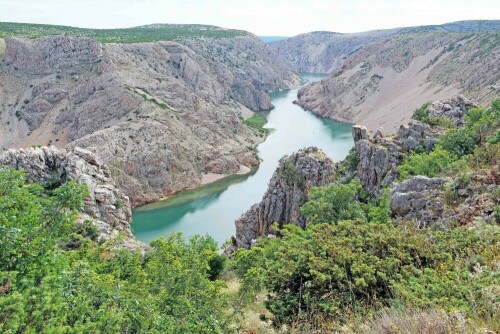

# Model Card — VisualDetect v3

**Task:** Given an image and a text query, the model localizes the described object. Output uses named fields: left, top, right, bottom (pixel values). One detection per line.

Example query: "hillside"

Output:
left=295, top=32, right=500, bottom=132
left=0, top=22, right=251, bottom=43
left=1, top=96, right=498, bottom=333
left=0, top=25, right=300, bottom=207
left=270, top=20, right=500, bottom=73
left=227, top=97, right=500, bottom=332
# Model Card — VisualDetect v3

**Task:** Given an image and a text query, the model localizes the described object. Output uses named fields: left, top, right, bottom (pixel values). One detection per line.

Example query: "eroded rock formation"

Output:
left=295, top=32, right=499, bottom=132
left=0, top=34, right=300, bottom=206
left=232, top=147, right=336, bottom=249
left=0, top=146, right=144, bottom=249
left=390, top=176, right=449, bottom=228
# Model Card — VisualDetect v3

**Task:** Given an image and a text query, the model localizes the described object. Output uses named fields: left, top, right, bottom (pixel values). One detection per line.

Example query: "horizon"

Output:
left=0, top=0, right=499, bottom=36
left=1, top=18, right=499, bottom=39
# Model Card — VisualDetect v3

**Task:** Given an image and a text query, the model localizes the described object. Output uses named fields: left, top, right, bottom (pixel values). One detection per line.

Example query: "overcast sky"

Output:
left=0, top=0, right=499, bottom=36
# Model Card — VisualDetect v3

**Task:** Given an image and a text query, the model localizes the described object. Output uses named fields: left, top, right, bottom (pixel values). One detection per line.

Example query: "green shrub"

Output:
left=439, top=128, right=476, bottom=157
left=398, top=146, right=457, bottom=179
left=233, top=221, right=500, bottom=327
left=243, top=112, right=269, bottom=134
left=412, top=103, right=430, bottom=121
left=280, top=160, right=304, bottom=186
left=444, top=172, right=474, bottom=204
left=300, top=180, right=367, bottom=224
left=0, top=167, right=232, bottom=333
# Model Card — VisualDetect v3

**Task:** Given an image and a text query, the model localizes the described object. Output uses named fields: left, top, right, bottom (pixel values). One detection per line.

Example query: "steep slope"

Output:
left=270, top=20, right=500, bottom=74
left=0, top=146, right=145, bottom=249
left=296, top=32, right=500, bottom=132
left=0, top=30, right=299, bottom=207
left=229, top=147, right=336, bottom=250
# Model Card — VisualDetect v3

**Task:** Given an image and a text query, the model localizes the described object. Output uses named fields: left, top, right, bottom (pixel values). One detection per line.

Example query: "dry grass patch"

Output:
left=365, top=309, right=476, bottom=334
left=0, top=38, right=5, bottom=54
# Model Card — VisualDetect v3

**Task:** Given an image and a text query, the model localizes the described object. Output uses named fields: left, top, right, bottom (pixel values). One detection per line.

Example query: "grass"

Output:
left=243, top=112, right=269, bottom=134
left=0, top=22, right=250, bottom=43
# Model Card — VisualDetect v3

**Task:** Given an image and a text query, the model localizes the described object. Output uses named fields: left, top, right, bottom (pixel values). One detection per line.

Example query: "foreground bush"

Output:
left=0, top=168, right=230, bottom=333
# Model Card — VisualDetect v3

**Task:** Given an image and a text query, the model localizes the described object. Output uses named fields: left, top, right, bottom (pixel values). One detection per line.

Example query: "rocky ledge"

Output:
left=229, top=95, right=494, bottom=252
left=229, top=147, right=336, bottom=251
left=0, top=146, right=145, bottom=250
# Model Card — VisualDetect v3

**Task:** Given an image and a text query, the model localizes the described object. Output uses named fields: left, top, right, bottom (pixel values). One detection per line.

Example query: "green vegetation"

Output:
left=0, top=22, right=250, bottom=43
left=1, top=100, right=499, bottom=332
left=243, top=112, right=270, bottom=134
left=233, top=221, right=500, bottom=329
left=0, top=168, right=231, bottom=333
left=398, top=146, right=457, bottom=179
left=230, top=99, right=500, bottom=332
left=412, top=102, right=455, bottom=128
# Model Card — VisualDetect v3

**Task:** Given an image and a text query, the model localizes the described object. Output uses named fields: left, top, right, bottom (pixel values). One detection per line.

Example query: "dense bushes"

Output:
left=233, top=220, right=500, bottom=328
left=398, top=146, right=457, bottom=179
left=0, top=168, right=231, bottom=333
left=233, top=99, right=500, bottom=330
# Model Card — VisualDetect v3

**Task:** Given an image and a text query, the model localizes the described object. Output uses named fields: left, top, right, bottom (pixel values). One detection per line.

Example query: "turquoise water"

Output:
left=131, top=74, right=354, bottom=245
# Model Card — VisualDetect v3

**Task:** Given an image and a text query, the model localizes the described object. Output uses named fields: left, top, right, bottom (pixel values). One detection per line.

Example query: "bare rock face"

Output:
left=0, top=146, right=143, bottom=249
left=355, top=137, right=402, bottom=196
left=390, top=176, right=449, bottom=228
left=395, top=121, right=438, bottom=152
left=4, top=36, right=104, bottom=75
left=295, top=32, right=500, bottom=133
left=0, top=35, right=299, bottom=206
left=427, top=95, right=477, bottom=126
left=354, top=120, right=439, bottom=196
left=352, top=125, right=369, bottom=141
left=270, top=21, right=500, bottom=74
left=232, top=147, right=336, bottom=249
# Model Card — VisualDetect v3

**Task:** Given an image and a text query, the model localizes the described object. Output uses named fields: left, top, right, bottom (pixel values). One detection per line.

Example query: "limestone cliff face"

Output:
left=295, top=32, right=499, bottom=132
left=269, top=30, right=396, bottom=74
left=232, top=147, right=336, bottom=249
left=0, top=146, right=144, bottom=249
left=0, top=35, right=299, bottom=206
left=270, top=20, right=500, bottom=74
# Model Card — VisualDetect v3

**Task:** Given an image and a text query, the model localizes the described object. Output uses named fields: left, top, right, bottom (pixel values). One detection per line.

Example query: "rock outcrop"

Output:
left=0, top=34, right=299, bottom=206
left=427, top=95, right=477, bottom=126
left=295, top=32, right=500, bottom=132
left=390, top=176, right=449, bottom=228
left=232, top=147, right=336, bottom=249
left=0, top=146, right=144, bottom=249
left=354, top=120, right=440, bottom=195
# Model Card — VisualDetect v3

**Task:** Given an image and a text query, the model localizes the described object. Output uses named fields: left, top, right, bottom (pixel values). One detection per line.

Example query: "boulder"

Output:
left=390, top=176, right=449, bottom=228
left=427, top=95, right=477, bottom=126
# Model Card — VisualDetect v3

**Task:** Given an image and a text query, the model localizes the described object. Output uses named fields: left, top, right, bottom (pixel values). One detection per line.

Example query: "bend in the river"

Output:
left=131, top=74, right=354, bottom=245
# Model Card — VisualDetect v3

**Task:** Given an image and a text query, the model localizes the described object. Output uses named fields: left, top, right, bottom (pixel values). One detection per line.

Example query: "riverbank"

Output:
left=131, top=74, right=354, bottom=245
left=201, top=165, right=252, bottom=185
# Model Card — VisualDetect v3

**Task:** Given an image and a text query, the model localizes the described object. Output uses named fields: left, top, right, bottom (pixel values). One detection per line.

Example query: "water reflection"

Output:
left=132, top=74, right=354, bottom=245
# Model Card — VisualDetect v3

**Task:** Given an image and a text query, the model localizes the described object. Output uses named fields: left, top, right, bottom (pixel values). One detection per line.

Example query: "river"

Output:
left=131, top=74, right=354, bottom=245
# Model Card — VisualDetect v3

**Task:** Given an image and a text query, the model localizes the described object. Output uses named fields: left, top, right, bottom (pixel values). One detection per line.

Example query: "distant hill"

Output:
left=0, top=22, right=251, bottom=43
left=0, top=24, right=299, bottom=206
left=295, top=31, right=500, bottom=132
left=259, top=36, right=289, bottom=43
left=270, top=20, right=500, bottom=73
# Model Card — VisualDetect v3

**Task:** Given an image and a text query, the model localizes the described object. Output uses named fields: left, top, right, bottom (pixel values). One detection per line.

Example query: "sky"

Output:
left=0, top=0, right=499, bottom=36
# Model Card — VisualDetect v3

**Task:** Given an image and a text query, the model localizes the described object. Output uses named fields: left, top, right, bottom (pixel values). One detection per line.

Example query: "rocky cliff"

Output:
left=270, top=20, right=500, bottom=74
left=0, top=32, right=299, bottom=207
left=230, top=147, right=336, bottom=250
left=295, top=32, right=500, bottom=132
left=230, top=95, right=497, bottom=250
left=0, top=146, right=144, bottom=249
